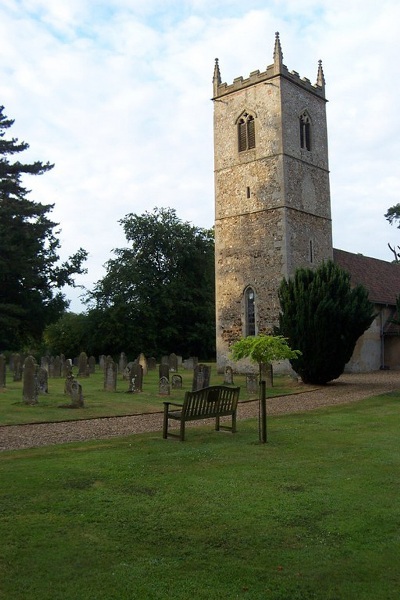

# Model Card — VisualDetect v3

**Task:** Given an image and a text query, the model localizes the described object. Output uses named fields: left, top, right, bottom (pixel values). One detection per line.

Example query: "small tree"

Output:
left=278, top=261, right=375, bottom=385
left=230, top=334, right=301, bottom=381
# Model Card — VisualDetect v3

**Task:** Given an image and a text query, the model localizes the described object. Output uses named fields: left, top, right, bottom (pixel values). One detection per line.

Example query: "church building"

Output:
left=213, top=32, right=400, bottom=374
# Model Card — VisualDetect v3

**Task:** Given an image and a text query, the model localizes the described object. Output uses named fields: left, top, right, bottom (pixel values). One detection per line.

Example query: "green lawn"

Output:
left=0, top=393, right=399, bottom=599
left=0, top=366, right=306, bottom=425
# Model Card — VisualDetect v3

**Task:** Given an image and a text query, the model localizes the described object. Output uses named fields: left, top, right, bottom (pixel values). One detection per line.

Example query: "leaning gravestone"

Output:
left=192, top=364, right=211, bottom=391
left=159, top=376, right=170, bottom=396
left=0, top=354, right=6, bottom=389
left=104, top=357, right=117, bottom=392
left=246, top=374, right=258, bottom=395
left=22, top=355, right=39, bottom=405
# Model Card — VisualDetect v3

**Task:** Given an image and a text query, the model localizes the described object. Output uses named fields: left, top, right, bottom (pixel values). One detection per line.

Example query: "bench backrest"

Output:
left=182, top=385, right=240, bottom=418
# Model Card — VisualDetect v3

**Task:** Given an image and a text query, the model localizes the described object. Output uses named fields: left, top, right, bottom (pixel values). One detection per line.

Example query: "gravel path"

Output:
left=1, top=371, right=399, bottom=452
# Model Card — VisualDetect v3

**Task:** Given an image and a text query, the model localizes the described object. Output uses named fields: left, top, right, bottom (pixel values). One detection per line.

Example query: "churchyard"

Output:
left=0, top=352, right=306, bottom=426
left=0, top=392, right=399, bottom=599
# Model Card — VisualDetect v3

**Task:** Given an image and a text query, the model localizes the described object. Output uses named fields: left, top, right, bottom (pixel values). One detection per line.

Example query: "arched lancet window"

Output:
left=244, top=287, right=256, bottom=336
left=299, top=111, right=311, bottom=151
left=238, top=113, right=255, bottom=152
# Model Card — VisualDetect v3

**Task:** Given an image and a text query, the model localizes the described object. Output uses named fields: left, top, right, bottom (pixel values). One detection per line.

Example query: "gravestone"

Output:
left=159, top=376, right=170, bottom=396
left=78, top=352, right=89, bottom=377
left=246, top=374, right=258, bottom=395
left=12, top=353, right=22, bottom=382
left=124, top=361, right=134, bottom=380
left=0, top=354, right=6, bottom=389
left=127, top=364, right=143, bottom=393
left=147, top=357, right=157, bottom=371
left=119, top=352, right=128, bottom=376
left=159, top=363, right=169, bottom=381
left=48, top=356, right=55, bottom=378
left=88, top=356, right=96, bottom=374
left=53, top=355, right=62, bottom=378
left=169, top=353, right=178, bottom=372
left=37, top=367, right=49, bottom=394
left=138, top=353, right=148, bottom=376
left=104, top=357, right=117, bottom=392
left=183, top=357, right=198, bottom=370
left=223, top=366, right=234, bottom=385
left=63, top=359, right=73, bottom=378
left=99, top=355, right=106, bottom=371
left=171, top=374, right=182, bottom=389
left=70, top=381, right=84, bottom=408
left=22, top=355, right=39, bottom=405
left=64, top=374, right=75, bottom=396
left=161, top=355, right=169, bottom=366
left=192, top=364, right=211, bottom=391
left=41, top=356, right=49, bottom=372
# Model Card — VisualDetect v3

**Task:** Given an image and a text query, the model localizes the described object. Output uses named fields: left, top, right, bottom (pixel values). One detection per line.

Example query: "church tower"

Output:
left=213, top=33, right=333, bottom=371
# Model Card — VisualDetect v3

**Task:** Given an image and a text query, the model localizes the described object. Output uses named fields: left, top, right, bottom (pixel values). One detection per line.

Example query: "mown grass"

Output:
left=0, top=366, right=307, bottom=425
left=0, top=393, right=399, bottom=599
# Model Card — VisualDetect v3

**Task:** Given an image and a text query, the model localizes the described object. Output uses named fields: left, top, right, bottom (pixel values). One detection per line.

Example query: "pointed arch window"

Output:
left=300, top=112, right=311, bottom=151
left=244, top=287, right=256, bottom=336
left=238, top=113, right=255, bottom=152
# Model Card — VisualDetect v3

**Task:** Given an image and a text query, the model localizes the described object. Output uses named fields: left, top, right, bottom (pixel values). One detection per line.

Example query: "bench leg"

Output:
left=163, top=409, right=168, bottom=439
left=215, top=415, right=220, bottom=431
left=232, top=410, right=237, bottom=433
left=179, top=419, right=185, bottom=442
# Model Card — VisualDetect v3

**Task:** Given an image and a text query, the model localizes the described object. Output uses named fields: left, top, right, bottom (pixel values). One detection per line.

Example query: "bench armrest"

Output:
left=163, top=401, right=183, bottom=409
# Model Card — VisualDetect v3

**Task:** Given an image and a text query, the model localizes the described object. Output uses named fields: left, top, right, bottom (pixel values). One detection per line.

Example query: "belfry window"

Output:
left=300, top=112, right=311, bottom=151
left=238, top=113, right=255, bottom=152
left=245, top=287, right=256, bottom=336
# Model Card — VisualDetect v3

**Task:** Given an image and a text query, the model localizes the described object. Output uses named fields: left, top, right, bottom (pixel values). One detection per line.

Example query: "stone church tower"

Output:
left=213, top=33, right=333, bottom=372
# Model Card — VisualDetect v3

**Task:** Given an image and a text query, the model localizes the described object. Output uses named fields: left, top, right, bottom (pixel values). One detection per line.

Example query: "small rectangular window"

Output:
left=246, top=187, right=250, bottom=198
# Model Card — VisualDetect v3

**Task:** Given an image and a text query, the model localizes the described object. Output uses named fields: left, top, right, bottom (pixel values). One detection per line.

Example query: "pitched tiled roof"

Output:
left=333, top=248, right=400, bottom=306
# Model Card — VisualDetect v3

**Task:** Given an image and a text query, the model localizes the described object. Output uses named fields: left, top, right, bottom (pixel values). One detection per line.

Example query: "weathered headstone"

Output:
left=22, top=355, right=39, bottom=405
left=48, top=356, right=55, bottom=378
left=88, top=356, right=96, bottom=374
left=70, top=381, right=84, bottom=408
left=159, top=363, right=169, bottom=381
left=169, top=353, right=178, bottom=372
left=127, top=363, right=143, bottom=393
left=183, top=357, right=198, bottom=370
left=64, top=374, right=75, bottom=396
left=171, top=374, right=182, bottom=389
left=62, top=359, right=73, bottom=378
left=104, top=357, right=117, bottom=392
left=37, top=367, right=49, bottom=394
left=78, top=352, right=89, bottom=377
left=0, top=354, right=6, bottom=389
left=246, top=374, right=258, bottom=395
left=119, top=352, right=128, bottom=376
left=41, top=356, right=49, bottom=372
left=138, top=353, right=148, bottom=376
left=12, top=353, right=22, bottom=382
left=192, top=364, right=211, bottom=391
left=99, top=355, right=106, bottom=371
left=223, top=366, right=234, bottom=385
left=53, top=355, right=62, bottom=378
left=147, top=357, right=157, bottom=371
left=159, top=376, right=170, bottom=396
left=161, top=355, right=169, bottom=366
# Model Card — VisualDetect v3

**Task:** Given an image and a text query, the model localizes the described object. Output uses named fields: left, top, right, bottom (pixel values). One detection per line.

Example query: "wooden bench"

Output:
left=162, top=385, right=240, bottom=441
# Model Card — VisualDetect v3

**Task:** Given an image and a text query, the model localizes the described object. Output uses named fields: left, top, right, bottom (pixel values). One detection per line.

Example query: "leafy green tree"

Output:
left=384, top=204, right=400, bottom=261
left=0, top=105, right=88, bottom=350
left=277, top=261, right=375, bottom=385
left=230, top=334, right=300, bottom=381
left=85, top=207, right=215, bottom=359
left=43, top=313, right=90, bottom=358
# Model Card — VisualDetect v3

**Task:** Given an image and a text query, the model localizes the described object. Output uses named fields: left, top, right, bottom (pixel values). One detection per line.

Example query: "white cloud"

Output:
left=1, top=0, right=399, bottom=311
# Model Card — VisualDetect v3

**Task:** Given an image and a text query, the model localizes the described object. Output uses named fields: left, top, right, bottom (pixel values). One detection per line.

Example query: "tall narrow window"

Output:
left=309, top=239, right=314, bottom=263
left=300, top=112, right=311, bottom=150
left=238, top=113, right=256, bottom=152
left=245, top=287, right=256, bottom=336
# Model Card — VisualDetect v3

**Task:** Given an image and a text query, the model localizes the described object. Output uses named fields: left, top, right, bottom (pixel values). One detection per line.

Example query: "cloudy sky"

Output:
left=1, top=0, right=399, bottom=311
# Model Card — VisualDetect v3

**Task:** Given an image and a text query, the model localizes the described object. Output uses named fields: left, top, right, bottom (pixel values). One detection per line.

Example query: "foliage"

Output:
left=1, top=395, right=399, bottom=600
left=43, top=312, right=90, bottom=357
left=85, top=207, right=215, bottom=359
left=0, top=105, right=88, bottom=350
left=278, top=261, right=375, bottom=384
left=384, top=204, right=400, bottom=261
left=230, top=334, right=300, bottom=379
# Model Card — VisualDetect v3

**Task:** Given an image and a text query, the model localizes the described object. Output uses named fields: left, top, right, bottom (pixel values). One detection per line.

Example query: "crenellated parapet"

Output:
left=213, top=32, right=326, bottom=101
